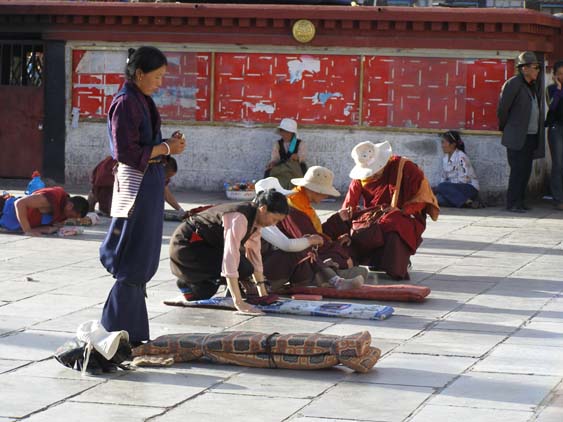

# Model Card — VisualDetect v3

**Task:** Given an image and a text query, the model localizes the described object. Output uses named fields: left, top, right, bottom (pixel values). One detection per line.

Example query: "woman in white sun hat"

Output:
left=256, top=177, right=366, bottom=291
left=264, top=118, right=308, bottom=189
left=341, top=141, right=439, bottom=280
left=273, top=166, right=367, bottom=284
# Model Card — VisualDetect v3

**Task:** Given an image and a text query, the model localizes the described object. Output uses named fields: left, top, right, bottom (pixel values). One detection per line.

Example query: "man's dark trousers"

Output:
left=506, top=134, right=538, bottom=209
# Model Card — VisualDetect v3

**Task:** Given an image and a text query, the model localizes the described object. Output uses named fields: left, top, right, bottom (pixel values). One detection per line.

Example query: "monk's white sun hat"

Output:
left=349, top=141, right=393, bottom=180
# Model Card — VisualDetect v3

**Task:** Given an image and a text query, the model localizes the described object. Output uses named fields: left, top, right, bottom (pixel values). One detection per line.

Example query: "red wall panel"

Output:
left=214, top=53, right=360, bottom=125
left=71, top=50, right=211, bottom=121
left=465, top=59, right=513, bottom=131
left=362, top=56, right=511, bottom=131
left=72, top=49, right=509, bottom=131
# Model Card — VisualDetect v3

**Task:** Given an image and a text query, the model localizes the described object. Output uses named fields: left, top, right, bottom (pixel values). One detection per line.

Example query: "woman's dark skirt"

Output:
left=434, top=182, right=478, bottom=208
left=169, top=221, right=253, bottom=300
left=99, top=163, right=165, bottom=343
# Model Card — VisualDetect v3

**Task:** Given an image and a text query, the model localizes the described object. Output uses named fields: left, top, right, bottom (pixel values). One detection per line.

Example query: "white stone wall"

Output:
left=65, top=121, right=547, bottom=203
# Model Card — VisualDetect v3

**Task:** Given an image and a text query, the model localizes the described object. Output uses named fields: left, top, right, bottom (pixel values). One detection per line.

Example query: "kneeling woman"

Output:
left=434, top=130, right=480, bottom=208
left=169, top=190, right=289, bottom=314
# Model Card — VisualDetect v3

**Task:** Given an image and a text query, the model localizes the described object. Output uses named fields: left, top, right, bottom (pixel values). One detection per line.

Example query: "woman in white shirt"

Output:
left=433, top=130, right=481, bottom=208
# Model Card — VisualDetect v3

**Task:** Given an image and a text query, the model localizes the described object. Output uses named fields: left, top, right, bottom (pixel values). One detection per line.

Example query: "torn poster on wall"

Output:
left=71, top=49, right=509, bottom=130
left=214, top=53, right=360, bottom=125
left=71, top=50, right=211, bottom=121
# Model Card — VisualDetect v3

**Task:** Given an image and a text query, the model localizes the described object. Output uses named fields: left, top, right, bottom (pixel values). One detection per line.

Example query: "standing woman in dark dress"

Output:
left=100, top=46, right=186, bottom=345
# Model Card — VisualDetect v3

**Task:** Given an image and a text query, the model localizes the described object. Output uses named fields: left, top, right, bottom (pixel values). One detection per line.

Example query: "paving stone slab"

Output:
left=0, top=280, right=58, bottom=303
left=150, top=307, right=252, bottom=330
left=290, top=418, right=369, bottom=422
left=0, top=358, right=29, bottom=374
left=0, top=293, right=103, bottom=321
left=31, top=307, right=106, bottom=333
left=535, top=393, right=563, bottom=422
left=396, top=329, right=506, bottom=357
left=0, top=314, right=43, bottom=335
left=227, top=315, right=335, bottom=334
left=473, top=344, right=563, bottom=376
left=429, top=371, right=560, bottom=412
left=505, top=321, right=563, bottom=347
left=11, top=357, right=128, bottom=381
left=49, top=277, right=115, bottom=298
left=0, top=330, right=73, bottom=361
left=25, top=401, right=164, bottom=422
left=434, top=306, right=534, bottom=334
left=409, top=404, right=533, bottom=422
left=320, top=317, right=430, bottom=341
left=211, top=368, right=348, bottom=398
left=152, top=391, right=309, bottom=422
left=73, top=367, right=225, bottom=408
left=0, top=373, right=100, bottom=419
left=301, top=382, right=434, bottom=422
left=347, top=353, right=475, bottom=388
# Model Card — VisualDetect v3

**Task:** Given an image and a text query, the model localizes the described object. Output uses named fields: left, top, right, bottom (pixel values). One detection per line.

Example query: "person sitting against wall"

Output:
left=88, top=155, right=183, bottom=216
left=169, top=189, right=289, bottom=315
left=0, top=186, right=89, bottom=236
left=433, top=130, right=481, bottom=208
left=256, top=177, right=366, bottom=292
left=264, top=118, right=307, bottom=190
left=340, top=141, right=439, bottom=280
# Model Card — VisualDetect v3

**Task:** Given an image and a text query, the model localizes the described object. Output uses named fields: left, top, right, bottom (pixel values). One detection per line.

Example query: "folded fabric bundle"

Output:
left=132, top=331, right=381, bottom=373
left=283, top=284, right=431, bottom=303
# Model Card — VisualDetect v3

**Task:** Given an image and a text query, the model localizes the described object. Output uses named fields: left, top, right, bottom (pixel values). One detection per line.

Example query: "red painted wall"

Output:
left=362, top=57, right=512, bottom=130
left=72, top=50, right=513, bottom=131
left=72, top=50, right=210, bottom=121
left=214, top=53, right=360, bottom=125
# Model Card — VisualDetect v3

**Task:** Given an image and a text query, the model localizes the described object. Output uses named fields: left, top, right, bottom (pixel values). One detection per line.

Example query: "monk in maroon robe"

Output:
left=342, top=141, right=439, bottom=280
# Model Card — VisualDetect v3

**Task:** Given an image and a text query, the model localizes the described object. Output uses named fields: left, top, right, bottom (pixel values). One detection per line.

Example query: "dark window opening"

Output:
left=0, top=42, right=44, bottom=87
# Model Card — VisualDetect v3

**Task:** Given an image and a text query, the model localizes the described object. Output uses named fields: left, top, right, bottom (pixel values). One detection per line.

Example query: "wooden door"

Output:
left=0, top=42, right=44, bottom=178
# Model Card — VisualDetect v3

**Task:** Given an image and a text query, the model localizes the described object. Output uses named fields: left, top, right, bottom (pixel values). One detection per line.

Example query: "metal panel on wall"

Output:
left=362, top=56, right=511, bottom=131
left=71, top=50, right=211, bottom=121
left=214, top=53, right=360, bottom=125
left=71, top=49, right=510, bottom=131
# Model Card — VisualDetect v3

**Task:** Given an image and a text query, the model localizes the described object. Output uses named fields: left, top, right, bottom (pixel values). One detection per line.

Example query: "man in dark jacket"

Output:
left=497, top=51, right=545, bottom=213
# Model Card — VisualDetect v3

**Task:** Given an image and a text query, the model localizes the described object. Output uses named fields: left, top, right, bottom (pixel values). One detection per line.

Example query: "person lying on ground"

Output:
left=0, top=186, right=88, bottom=236
left=169, top=189, right=289, bottom=315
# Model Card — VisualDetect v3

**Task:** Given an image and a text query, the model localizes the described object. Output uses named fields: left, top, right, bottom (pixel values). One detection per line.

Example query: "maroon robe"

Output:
left=277, top=207, right=351, bottom=270
left=342, top=156, right=427, bottom=280
left=90, top=156, right=116, bottom=215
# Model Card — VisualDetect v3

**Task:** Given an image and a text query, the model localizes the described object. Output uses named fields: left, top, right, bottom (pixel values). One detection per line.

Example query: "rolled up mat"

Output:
left=132, top=331, right=381, bottom=373
left=282, top=284, right=431, bottom=303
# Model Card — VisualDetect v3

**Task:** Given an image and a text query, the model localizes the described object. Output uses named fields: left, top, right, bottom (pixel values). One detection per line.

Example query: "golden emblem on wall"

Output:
left=292, top=19, right=316, bottom=44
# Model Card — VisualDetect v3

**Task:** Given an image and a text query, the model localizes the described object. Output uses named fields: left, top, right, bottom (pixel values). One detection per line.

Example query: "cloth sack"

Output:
left=350, top=206, right=386, bottom=250
left=54, top=320, right=132, bottom=375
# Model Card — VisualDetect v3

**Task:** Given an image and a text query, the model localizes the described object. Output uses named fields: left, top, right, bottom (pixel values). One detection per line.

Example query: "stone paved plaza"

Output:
left=1, top=186, right=562, bottom=421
